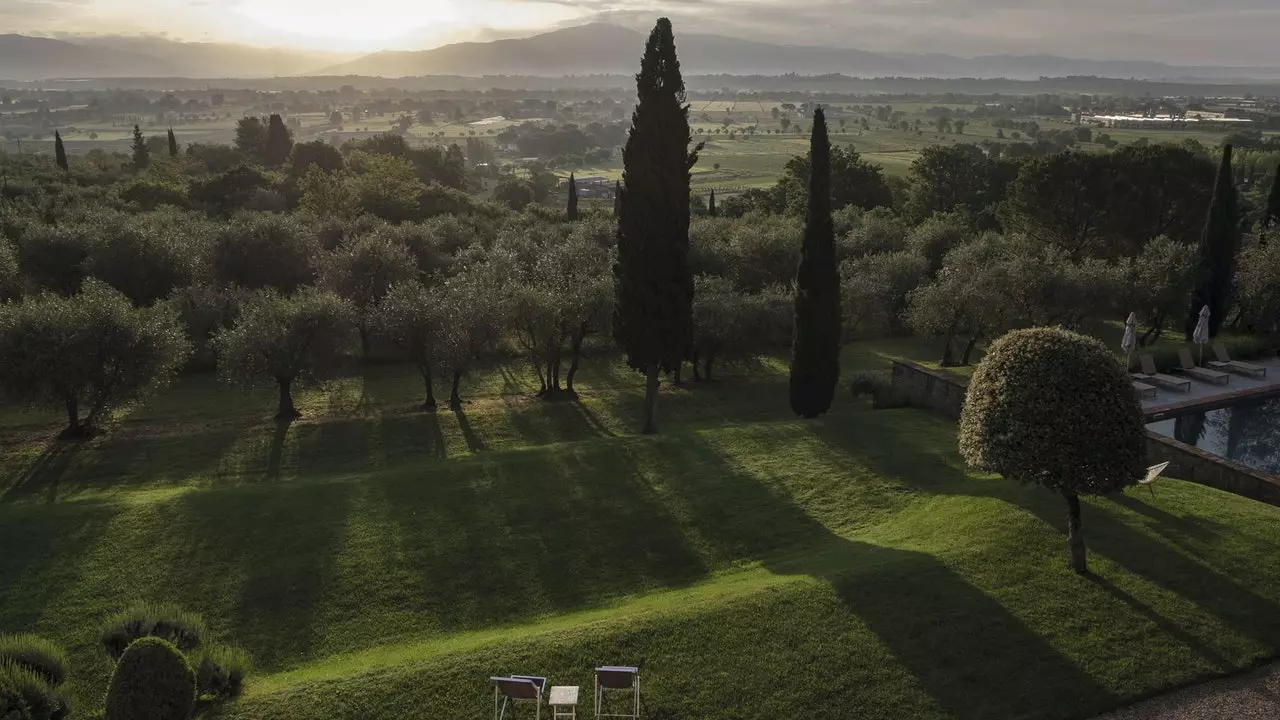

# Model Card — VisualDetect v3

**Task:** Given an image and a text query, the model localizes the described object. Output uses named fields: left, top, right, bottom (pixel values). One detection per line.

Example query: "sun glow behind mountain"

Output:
left=231, top=0, right=585, bottom=51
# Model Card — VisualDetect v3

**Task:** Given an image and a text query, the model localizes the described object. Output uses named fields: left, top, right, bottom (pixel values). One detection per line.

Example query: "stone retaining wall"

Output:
left=889, top=360, right=1280, bottom=507
left=890, top=360, right=968, bottom=419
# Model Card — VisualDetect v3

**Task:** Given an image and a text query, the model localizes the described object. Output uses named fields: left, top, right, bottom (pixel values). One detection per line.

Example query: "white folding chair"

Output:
left=492, top=675, right=547, bottom=720
left=1139, top=461, right=1171, bottom=499
left=594, top=666, right=639, bottom=720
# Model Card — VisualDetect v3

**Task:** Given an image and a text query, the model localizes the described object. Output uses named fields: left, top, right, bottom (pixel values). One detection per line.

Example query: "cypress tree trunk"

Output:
left=613, top=18, right=698, bottom=435
left=1186, top=144, right=1239, bottom=340
left=419, top=362, right=437, bottom=410
left=276, top=378, right=299, bottom=420
left=1064, top=491, right=1086, bottom=574
left=789, top=107, right=841, bottom=419
left=642, top=364, right=660, bottom=435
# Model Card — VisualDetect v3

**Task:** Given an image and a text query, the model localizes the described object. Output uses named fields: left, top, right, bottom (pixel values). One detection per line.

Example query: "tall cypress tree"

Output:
left=567, top=173, right=579, bottom=221
left=613, top=180, right=621, bottom=217
left=264, top=114, right=294, bottom=167
left=54, top=130, right=68, bottom=172
left=789, top=107, right=841, bottom=418
left=708, top=189, right=717, bottom=217
left=167, top=128, right=179, bottom=158
left=613, top=17, right=700, bottom=435
left=131, top=125, right=149, bottom=171
left=1185, top=144, right=1240, bottom=340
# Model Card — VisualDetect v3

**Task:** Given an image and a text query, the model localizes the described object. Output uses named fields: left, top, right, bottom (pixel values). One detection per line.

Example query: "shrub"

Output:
left=105, top=638, right=195, bottom=720
left=848, top=371, right=888, bottom=400
left=0, top=661, right=68, bottom=720
left=960, top=327, right=1146, bottom=573
left=191, top=645, right=251, bottom=700
left=101, top=603, right=206, bottom=661
left=0, top=635, right=68, bottom=687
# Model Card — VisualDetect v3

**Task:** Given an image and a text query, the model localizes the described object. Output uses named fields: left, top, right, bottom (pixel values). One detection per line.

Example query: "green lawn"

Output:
left=3, top=340, right=1280, bottom=720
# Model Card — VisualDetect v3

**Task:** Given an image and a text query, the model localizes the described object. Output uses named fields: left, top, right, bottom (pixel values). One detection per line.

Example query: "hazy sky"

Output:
left=5, top=0, right=1280, bottom=64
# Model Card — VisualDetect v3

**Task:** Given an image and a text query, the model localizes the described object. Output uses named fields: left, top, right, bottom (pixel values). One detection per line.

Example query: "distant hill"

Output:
left=4, top=25, right=1280, bottom=81
left=0, top=35, right=160, bottom=79
left=0, top=35, right=348, bottom=80
left=319, top=23, right=1280, bottom=80
left=74, top=37, right=351, bottom=79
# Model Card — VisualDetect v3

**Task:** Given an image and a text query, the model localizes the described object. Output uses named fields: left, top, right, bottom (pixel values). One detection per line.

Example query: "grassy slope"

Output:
left=3, top=339, right=1280, bottom=720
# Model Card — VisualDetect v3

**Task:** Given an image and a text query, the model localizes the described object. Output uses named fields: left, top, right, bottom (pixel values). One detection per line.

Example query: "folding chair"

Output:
left=492, top=675, right=547, bottom=720
left=594, top=666, right=639, bottom=720
left=1139, top=461, right=1170, bottom=499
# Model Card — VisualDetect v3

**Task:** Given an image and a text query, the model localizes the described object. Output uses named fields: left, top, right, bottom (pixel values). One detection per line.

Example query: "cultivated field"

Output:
left=4, top=336, right=1280, bottom=720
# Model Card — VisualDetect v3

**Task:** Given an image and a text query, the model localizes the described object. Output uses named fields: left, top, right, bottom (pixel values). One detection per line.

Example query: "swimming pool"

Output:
left=1149, top=396, right=1280, bottom=476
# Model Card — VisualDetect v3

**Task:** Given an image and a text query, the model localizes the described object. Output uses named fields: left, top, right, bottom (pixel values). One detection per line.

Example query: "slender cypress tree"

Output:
left=131, top=125, right=149, bottom=171
left=708, top=188, right=717, bottom=217
left=1185, top=144, right=1240, bottom=340
left=613, top=17, right=700, bottom=435
left=613, top=180, right=621, bottom=217
left=54, top=130, right=68, bottom=172
left=167, top=127, right=179, bottom=158
left=789, top=107, right=841, bottom=418
left=264, top=114, right=294, bottom=167
left=567, top=173, right=579, bottom=221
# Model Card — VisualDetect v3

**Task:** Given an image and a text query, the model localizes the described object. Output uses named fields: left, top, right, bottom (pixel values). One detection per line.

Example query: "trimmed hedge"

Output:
left=0, top=661, right=69, bottom=720
left=105, top=638, right=195, bottom=720
left=0, top=634, right=68, bottom=687
left=101, top=603, right=206, bottom=661
left=192, top=645, right=251, bottom=701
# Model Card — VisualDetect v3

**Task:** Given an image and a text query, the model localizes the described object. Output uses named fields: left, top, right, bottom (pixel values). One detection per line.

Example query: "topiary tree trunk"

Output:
left=1064, top=491, right=1086, bottom=574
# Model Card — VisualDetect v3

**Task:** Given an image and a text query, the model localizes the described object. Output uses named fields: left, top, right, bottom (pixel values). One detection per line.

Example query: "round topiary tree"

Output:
left=959, top=327, right=1147, bottom=574
left=105, top=638, right=196, bottom=720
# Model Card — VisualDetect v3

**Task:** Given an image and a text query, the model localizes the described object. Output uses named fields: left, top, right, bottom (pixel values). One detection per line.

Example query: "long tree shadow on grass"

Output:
left=370, top=438, right=710, bottom=634
left=806, top=409, right=1280, bottom=681
left=165, top=480, right=353, bottom=672
left=653, top=435, right=1116, bottom=720
left=0, top=439, right=84, bottom=503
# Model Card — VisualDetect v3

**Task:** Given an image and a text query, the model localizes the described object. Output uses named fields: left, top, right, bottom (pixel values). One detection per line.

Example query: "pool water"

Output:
left=1149, top=396, right=1280, bottom=476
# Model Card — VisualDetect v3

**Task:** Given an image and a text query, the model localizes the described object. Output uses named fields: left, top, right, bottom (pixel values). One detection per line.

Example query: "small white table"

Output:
left=549, top=686, right=579, bottom=720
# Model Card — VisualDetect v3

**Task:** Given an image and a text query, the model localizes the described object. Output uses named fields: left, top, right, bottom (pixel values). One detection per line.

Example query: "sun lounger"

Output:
left=493, top=676, right=547, bottom=720
left=1176, top=349, right=1229, bottom=385
left=1209, top=342, right=1266, bottom=378
left=1131, top=380, right=1157, bottom=399
left=594, top=666, right=639, bottom=720
left=1137, top=355, right=1191, bottom=393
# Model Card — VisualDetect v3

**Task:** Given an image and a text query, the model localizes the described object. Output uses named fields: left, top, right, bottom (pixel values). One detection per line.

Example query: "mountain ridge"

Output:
left=4, top=25, right=1280, bottom=81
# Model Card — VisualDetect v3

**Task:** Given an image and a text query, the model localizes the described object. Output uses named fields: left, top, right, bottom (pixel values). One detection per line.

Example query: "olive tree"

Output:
left=433, top=268, right=505, bottom=409
left=212, top=213, right=319, bottom=292
left=691, top=277, right=790, bottom=380
left=0, top=236, right=20, bottom=300
left=959, top=327, right=1146, bottom=574
left=0, top=280, right=190, bottom=437
left=321, top=234, right=418, bottom=352
left=215, top=289, right=359, bottom=420
left=83, top=209, right=215, bottom=306
left=1233, top=239, right=1280, bottom=334
left=372, top=281, right=442, bottom=409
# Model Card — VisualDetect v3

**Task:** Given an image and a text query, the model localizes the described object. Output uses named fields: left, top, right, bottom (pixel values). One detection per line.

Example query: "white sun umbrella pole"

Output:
left=1121, top=312, right=1138, bottom=372
left=1193, top=305, right=1211, bottom=365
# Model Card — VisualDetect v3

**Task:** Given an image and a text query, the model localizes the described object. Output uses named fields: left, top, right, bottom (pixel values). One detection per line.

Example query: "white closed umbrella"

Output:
left=1193, top=305, right=1211, bottom=365
left=1121, top=312, right=1138, bottom=372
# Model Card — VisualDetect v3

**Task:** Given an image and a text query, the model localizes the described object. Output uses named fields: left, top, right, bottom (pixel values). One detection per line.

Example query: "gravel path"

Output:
left=1094, top=663, right=1280, bottom=720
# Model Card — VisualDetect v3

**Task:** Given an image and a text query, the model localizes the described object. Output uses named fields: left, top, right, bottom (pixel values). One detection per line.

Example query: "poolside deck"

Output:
left=1142, top=357, right=1280, bottom=421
